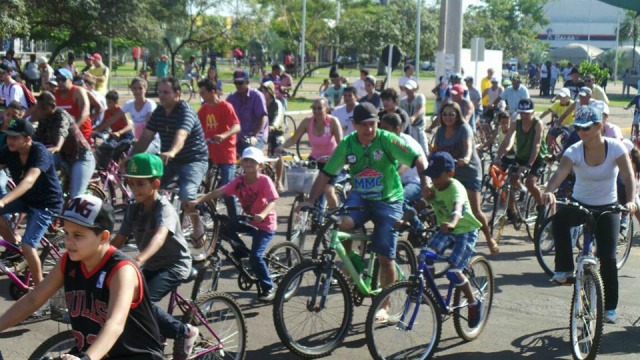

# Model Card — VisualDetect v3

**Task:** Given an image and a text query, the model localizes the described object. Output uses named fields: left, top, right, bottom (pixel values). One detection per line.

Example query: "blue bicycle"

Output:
left=364, top=245, right=494, bottom=359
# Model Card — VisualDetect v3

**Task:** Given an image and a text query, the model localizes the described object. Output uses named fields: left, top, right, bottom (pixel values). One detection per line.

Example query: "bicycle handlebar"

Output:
left=555, top=199, right=628, bottom=215
left=195, top=203, right=259, bottom=231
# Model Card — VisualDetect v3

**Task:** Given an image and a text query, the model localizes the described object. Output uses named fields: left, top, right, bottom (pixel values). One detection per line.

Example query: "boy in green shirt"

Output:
left=423, top=151, right=483, bottom=328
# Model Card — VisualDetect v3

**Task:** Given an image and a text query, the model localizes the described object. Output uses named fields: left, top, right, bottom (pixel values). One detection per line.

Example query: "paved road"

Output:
left=1, top=188, right=640, bottom=359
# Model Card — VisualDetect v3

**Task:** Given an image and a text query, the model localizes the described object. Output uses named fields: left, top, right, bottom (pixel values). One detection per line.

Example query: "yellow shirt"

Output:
left=481, top=77, right=492, bottom=106
left=88, top=65, right=110, bottom=94
left=549, top=100, right=575, bottom=126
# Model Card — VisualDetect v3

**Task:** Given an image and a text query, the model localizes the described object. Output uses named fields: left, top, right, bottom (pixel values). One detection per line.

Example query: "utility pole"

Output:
left=415, top=0, right=422, bottom=80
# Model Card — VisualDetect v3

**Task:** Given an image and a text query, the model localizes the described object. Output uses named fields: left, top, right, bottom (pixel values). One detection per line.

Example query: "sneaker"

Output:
left=259, top=287, right=276, bottom=302
left=551, top=271, right=573, bottom=285
left=31, top=300, right=51, bottom=318
left=173, top=324, right=199, bottom=360
left=191, top=251, right=207, bottom=262
left=604, top=310, right=618, bottom=324
left=467, top=300, right=483, bottom=328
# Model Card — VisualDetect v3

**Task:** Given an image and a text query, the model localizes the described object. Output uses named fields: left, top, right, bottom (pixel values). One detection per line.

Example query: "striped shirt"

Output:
left=146, top=100, right=208, bottom=163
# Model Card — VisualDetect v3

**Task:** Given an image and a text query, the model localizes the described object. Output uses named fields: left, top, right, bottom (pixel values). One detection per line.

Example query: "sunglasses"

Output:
left=55, top=77, right=66, bottom=82
left=441, top=112, right=456, bottom=117
left=573, top=125, right=592, bottom=132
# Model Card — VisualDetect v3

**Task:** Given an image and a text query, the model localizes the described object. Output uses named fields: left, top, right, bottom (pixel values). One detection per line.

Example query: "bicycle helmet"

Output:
left=502, top=79, right=512, bottom=87
left=449, top=72, right=462, bottom=82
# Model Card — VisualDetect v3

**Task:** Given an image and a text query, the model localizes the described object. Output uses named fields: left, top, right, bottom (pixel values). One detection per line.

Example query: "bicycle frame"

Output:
left=166, top=289, right=225, bottom=358
left=0, top=237, right=62, bottom=291
left=98, top=160, right=132, bottom=204
left=327, top=229, right=408, bottom=297
left=401, top=249, right=484, bottom=331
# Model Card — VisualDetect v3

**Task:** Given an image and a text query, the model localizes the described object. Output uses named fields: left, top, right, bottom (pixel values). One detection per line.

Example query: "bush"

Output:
left=578, top=61, right=609, bottom=84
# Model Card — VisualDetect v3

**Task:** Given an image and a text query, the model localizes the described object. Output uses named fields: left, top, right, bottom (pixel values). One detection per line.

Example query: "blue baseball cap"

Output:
left=55, top=68, right=73, bottom=80
left=233, top=69, right=249, bottom=82
left=573, top=105, right=602, bottom=128
left=423, top=152, right=456, bottom=178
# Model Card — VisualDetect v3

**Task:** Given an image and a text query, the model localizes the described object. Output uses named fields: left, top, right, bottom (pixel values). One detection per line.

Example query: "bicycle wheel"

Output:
left=272, top=259, right=353, bottom=358
left=534, top=216, right=556, bottom=276
left=191, top=256, right=222, bottom=301
left=286, top=194, right=312, bottom=253
left=371, top=239, right=418, bottom=289
left=569, top=266, right=604, bottom=360
left=265, top=241, right=303, bottom=300
left=616, top=215, right=634, bottom=270
left=489, top=185, right=509, bottom=243
left=186, top=291, right=247, bottom=360
left=452, top=255, right=494, bottom=341
left=28, top=330, right=76, bottom=360
left=365, top=280, right=442, bottom=360
left=521, top=194, right=539, bottom=242
left=283, top=115, right=297, bottom=138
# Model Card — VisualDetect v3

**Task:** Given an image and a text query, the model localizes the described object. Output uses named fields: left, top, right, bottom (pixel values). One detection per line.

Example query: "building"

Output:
left=537, top=0, right=624, bottom=50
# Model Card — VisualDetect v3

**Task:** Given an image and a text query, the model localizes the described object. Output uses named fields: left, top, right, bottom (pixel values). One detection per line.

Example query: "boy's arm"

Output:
left=0, top=258, right=64, bottom=332
left=441, top=201, right=463, bottom=231
left=0, top=167, right=41, bottom=207
left=135, top=226, right=170, bottom=266
left=254, top=201, right=275, bottom=222
left=84, top=264, right=138, bottom=360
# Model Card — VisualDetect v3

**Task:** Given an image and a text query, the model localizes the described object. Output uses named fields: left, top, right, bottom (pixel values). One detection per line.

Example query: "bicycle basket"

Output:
left=286, top=167, right=319, bottom=194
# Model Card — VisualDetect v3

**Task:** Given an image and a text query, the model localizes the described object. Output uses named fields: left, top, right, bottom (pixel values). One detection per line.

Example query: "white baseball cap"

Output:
left=556, top=87, right=571, bottom=98
left=404, top=80, right=418, bottom=91
left=241, top=147, right=265, bottom=164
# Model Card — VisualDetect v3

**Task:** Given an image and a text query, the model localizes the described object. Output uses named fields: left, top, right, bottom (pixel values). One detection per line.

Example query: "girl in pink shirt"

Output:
left=186, top=147, right=279, bottom=302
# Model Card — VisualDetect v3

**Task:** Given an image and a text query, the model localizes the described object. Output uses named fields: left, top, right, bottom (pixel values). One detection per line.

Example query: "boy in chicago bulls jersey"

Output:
left=0, top=194, right=164, bottom=359
left=187, top=146, right=279, bottom=302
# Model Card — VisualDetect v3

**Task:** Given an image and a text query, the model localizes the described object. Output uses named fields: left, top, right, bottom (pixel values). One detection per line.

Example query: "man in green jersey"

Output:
left=495, top=98, right=547, bottom=220
left=301, top=103, right=427, bottom=290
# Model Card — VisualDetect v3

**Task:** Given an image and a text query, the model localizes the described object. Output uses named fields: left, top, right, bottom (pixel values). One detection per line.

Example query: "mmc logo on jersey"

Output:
left=354, top=168, right=383, bottom=200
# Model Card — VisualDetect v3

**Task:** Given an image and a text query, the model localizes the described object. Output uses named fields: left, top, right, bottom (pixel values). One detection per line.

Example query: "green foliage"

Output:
left=578, top=61, right=609, bottom=84
left=463, top=0, right=550, bottom=60
left=0, top=0, right=27, bottom=38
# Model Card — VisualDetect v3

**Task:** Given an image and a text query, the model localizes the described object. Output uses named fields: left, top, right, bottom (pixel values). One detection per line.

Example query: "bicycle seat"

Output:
left=183, top=267, right=199, bottom=284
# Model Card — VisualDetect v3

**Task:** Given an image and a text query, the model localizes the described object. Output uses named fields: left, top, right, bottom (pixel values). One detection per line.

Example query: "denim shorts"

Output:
left=455, top=176, right=482, bottom=192
left=161, top=160, right=208, bottom=201
left=427, top=229, right=478, bottom=269
left=0, top=199, right=57, bottom=248
left=344, top=191, right=403, bottom=259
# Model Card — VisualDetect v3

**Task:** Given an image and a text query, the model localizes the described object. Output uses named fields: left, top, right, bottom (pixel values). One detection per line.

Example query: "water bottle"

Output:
left=347, top=250, right=365, bottom=273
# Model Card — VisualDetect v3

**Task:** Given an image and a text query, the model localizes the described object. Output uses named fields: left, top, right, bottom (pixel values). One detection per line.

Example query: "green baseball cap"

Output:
left=125, top=153, right=164, bottom=178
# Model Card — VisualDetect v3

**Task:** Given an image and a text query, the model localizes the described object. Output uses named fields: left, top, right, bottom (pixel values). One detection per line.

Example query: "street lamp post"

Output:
left=301, top=0, right=306, bottom=75
left=415, top=0, right=422, bottom=80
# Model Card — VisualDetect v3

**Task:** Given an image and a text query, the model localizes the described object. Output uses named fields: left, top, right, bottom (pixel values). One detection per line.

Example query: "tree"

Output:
left=153, top=0, right=229, bottom=76
left=463, top=0, right=550, bottom=61
left=0, top=0, right=27, bottom=39
left=25, top=0, right=160, bottom=63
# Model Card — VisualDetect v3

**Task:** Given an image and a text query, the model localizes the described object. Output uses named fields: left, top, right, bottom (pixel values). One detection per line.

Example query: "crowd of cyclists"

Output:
left=0, top=48, right=638, bottom=359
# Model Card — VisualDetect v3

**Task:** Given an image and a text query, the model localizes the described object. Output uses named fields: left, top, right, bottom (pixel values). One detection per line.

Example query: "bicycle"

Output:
left=29, top=269, right=248, bottom=360
left=542, top=200, right=627, bottom=360
left=272, top=205, right=417, bottom=358
left=487, top=161, right=541, bottom=243
left=191, top=202, right=302, bottom=300
left=364, top=244, right=494, bottom=359
left=92, top=140, right=134, bottom=213
left=180, top=79, right=196, bottom=102
left=534, top=205, right=633, bottom=277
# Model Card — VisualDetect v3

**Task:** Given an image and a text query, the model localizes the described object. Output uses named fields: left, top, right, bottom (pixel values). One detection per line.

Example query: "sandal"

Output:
left=487, top=238, right=500, bottom=255
left=191, top=233, right=206, bottom=249
left=374, top=309, right=400, bottom=325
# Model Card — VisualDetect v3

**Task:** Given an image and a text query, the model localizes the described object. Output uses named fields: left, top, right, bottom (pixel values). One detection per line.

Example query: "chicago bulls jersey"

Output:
left=61, top=246, right=163, bottom=359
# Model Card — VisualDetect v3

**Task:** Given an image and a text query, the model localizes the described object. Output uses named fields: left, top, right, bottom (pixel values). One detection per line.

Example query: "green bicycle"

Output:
left=272, top=205, right=417, bottom=358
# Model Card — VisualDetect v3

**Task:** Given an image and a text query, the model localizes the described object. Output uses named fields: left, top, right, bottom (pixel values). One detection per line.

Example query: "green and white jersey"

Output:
left=323, top=129, right=419, bottom=202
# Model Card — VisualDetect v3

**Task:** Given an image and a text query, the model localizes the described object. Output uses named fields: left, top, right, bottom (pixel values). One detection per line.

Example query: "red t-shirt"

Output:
left=104, top=106, right=128, bottom=132
left=197, top=101, right=239, bottom=164
left=55, top=85, right=92, bottom=141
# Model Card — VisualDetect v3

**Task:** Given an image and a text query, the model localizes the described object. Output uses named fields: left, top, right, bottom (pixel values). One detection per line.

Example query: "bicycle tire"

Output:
left=283, top=115, right=297, bottom=139
left=286, top=194, right=312, bottom=253
left=28, top=330, right=75, bottom=360
left=522, top=194, right=539, bottom=242
left=569, top=266, right=604, bottom=360
left=272, top=259, right=353, bottom=359
left=365, top=280, right=442, bottom=360
left=186, top=291, right=248, bottom=360
left=371, top=239, right=418, bottom=290
left=616, top=215, right=634, bottom=270
left=191, top=215, right=223, bottom=301
left=534, top=216, right=556, bottom=277
left=452, top=255, right=494, bottom=341
left=489, top=185, right=509, bottom=243
left=265, top=242, right=303, bottom=300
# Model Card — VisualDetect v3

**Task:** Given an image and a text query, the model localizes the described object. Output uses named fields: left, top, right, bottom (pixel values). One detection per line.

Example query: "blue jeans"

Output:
left=237, top=136, right=266, bottom=154
left=344, top=191, right=403, bottom=259
left=143, top=268, right=189, bottom=339
left=217, top=163, right=238, bottom=217
left=0, top=169, right=8, bottom=197
left=223, top=225, right=275, bottom=293
left=0, top=199, right=58, bottom=248
left=61, top=151, right=96, bottom=198
left=161, top=160, right=208, bottom=201
left=402, top=182, right=423, bottom=230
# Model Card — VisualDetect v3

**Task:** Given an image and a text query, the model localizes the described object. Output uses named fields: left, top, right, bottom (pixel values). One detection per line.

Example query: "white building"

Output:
left=538, top=0, right=624, bottom=50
